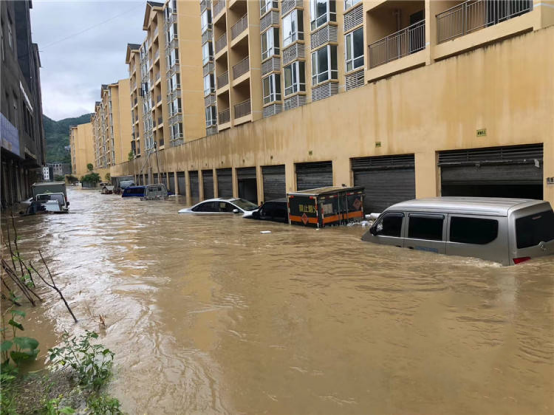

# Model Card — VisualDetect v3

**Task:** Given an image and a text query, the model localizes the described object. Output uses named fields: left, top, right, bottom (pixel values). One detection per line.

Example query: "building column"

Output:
left=333, top=157, right=351, bottom=188
left=212, top=168, right=218, bottom=198
left=185, top=170, right=191, bottom=200
left=256, top=165, right=264, bottom=205
left=173, top=171, right=178, bottom=194
left=232, top=168, right=238, bottom=198
left=415, top=151, right=440, bottom=199
left=285, top=161, right=295, bottom=193
left=544, top=139, right=554, bottom=206
left=198, top=169, right=204, bottom=201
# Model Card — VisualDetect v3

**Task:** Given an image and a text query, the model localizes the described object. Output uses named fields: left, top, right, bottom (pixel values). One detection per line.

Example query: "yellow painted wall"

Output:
left=111, top=26, right=554, bottom=206
left=71, top=122, right=95, bottom=178
left=114, top=79, right=132, bottom=164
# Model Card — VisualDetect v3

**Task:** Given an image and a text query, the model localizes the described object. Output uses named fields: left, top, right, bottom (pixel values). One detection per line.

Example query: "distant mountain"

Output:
left=44, top=113, right=92, bottom=163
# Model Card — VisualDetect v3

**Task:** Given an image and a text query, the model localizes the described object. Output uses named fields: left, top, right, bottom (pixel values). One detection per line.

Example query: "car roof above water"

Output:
left=386, top=197, right=549, bottom=217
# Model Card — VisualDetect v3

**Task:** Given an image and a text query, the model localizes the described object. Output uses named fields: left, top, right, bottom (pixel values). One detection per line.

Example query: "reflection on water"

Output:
left=11, top=189, right=554, bottom=414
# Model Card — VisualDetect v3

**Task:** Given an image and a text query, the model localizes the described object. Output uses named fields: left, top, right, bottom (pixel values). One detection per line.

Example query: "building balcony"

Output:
left=215, top=34, right=227, bottom=54
left=153, top=26, right=159, bottom=39
left=281, top=0, right=303, bottom=16
left=201, top=0, right=209, bottom=12
left=154, top=49, right=160, bottom=62
left=218, top=108, right=231, bottom=124
left=234, top=99, right=251, bottom=119
left=202, top=28, right=213, bottom=45
left=158, top=116, right=163, bottom=126
left=368, top=20, right=426, bottom=69
left=233, top=56, right=250, bottom=80
left=436, top=0, right=533, bottom=44
left=231, top=14, right=248, bottom=40
left=213, top=0, right=226, bottom=21
left=217, top=71, right=229, bottom=89
left=203, top=61, right=215, bottom=76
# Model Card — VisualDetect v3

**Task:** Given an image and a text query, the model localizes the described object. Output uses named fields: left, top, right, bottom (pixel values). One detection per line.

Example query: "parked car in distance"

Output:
left=34, top=193, right=69, bottom=213
left=178, top=198, right=259, bottom=216
left=362, top=197, right=554, bottom=266
left=119, top=180, right=135, bottom=190
left=248, top=199, right=289, bottom=223
left=122, top=186, right=145, bottom=198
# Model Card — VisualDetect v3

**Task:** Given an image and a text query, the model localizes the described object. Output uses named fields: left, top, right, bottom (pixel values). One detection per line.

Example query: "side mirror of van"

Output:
left=233, top=209, right=239, bottom=214
left=369, top=226, right=377, bottom=236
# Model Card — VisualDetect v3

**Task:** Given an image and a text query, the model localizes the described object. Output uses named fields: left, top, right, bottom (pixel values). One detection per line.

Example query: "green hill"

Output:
left=44, top=113, right=92, bottom=163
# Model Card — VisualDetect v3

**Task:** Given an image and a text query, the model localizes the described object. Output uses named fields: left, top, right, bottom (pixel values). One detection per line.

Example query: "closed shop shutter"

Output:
left=296, top=162, right=333, bottom=191
left=177, top=172, right=186, bottom=196
left=202, top=170, right=214, bottom=199
left=169, top=173, right=176, bottom=193
left=352, top=154, right=415, bottom=214
left=262, top=165, right=286, bottom=202
left=217, top=168, right=233, bottom=198
left=439, top=144, right=543, bottom=200
left=237, top=167, right=258, bottom=203
left=189, top=171, right=199, bottom=199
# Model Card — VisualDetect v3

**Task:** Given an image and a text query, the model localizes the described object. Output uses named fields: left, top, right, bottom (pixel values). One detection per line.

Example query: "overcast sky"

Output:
left=32, top=0, right=146, bottom=121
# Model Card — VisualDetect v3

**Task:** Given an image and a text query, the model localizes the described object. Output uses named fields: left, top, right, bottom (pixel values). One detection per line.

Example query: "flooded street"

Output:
left=10, top=188, right=554, bottom=415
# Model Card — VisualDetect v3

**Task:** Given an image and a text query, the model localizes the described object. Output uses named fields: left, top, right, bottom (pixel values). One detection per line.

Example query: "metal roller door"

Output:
left=439, top=144, right=543, bottom=200
left=189, top=171, right=199, bottom=199
left=296, top=162, right=333, bottom=191
left=177, top=172, right=186, bottom=196
left=352, top=155, right=415, bottom=214
left=202, top=170, right=214, bottom=199
left=237, top=167, right=258, bottom=203
left=262, top=165, right=286, bottom=202
left=168, top=173, right=176, bottom=193
left=217, top=168, right=233, bottom=198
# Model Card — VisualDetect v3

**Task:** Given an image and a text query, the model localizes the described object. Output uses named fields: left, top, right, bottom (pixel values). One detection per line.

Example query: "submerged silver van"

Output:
left=362, top=197, right=554, bottom=265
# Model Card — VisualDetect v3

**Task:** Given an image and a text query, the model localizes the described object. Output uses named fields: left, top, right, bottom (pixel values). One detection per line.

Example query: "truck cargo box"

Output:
left=287, top=186, right=364, bottom=228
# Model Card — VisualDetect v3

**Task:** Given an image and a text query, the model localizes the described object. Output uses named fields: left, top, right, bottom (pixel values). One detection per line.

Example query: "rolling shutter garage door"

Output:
left=296, top=162, right=333, bottom=191
left=237, top=167, right=258, bottom=203
left=262, top=165, right=286, bottom=202
left=169, top=173, right=176, bottom=193
left=189, top=171, right=199, bottom=199
left=352, top=155, right=415, bottom=214
left=177, top=172, right=186, bottom=196
left=202, top=170, right=214, bottom=199
left=439, top=144, right=543, bottom=200
left=217, top=169, right=233, bottom=198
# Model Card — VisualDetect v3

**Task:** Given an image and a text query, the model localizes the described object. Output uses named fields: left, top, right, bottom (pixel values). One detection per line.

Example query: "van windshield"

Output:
left=516, top=210, right=554, bottom=249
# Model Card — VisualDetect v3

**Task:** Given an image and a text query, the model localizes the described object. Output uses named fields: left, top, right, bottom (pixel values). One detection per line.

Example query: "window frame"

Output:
left=345, top=27, right=364, bottom=72
left=449, top=216, right=499, bottom=245
left=407, top=214, right=445, bottom=241
left=373, top=212, right=404, bottom=238
left=260, top=0, right=278, bottom=16
left=202, top=42, right=213, bottom=65
left=262, top=73, right=282, bottom=104
left=261, top=27, right=280, bottom=61
left=201, top=9, right=212, bottom=33
left=284, top=61, right=306, bottom=96
left=344, top=0, right=361, bottom=10
left=205, top=106, right=217, bottom=126
left=282, top=10, right=304, bottom=48
left=203, top=73, right=215, bottom=96
left=311, top=44, right=338, bottom=86
left=310, top=0, right=336, bottom=31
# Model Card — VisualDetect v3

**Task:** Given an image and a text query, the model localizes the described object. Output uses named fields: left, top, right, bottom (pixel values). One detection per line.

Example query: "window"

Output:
left=374, top=213, right=403, bottom=237
left=204, top=74, right=215, bottom=96
left=172, top=98, right=182, bottom=114
left=263, top=74, right=281, bottom=104
left=283, top=10, right=304, bottom=47
left=516, top=210, right=554, bottom=249
left=284, top=61, right=305, bottom=96
left=310, top=0, right=336, bottom=30
left=202, top=42, right=213, bottom=65
left=170, top=23, right=178, bottom=40
left=201, top=10, right=212, bottom=33
left=261, top=28, right=280, bottom=61
left=260, top=0, right=278, bottom=16
left=450, top=217, right=499, bottom=245
left=171, top=122, right=183, bottom=140
left=193, top=201, right=218, bottom=212
left=219, top=202, right=236, bottom=212
left=345, top=27, right=363, bottom=72
left=408, top=215, right=444, bottom=241
left=7, top=19, right=13, bottom=49
left=345, top=0, right=361, bottom=10
left=205, top=106, right=217, bottom=126
left=170, top=73, right=180, bottom=91
left=311, top=45, right=337, bottom=85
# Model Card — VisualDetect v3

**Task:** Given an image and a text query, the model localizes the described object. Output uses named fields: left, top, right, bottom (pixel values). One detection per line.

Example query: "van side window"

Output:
left=450, top=217, right=498, bottom=245
left=408, top=215, right=444, bottom=241
left=516, top=210, right=554, bottom=248
left=375, top=213, right=403, bottom=237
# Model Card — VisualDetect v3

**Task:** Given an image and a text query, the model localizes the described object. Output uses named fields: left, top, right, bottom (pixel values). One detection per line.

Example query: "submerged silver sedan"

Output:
left=178, top=198, right=259, bottom=217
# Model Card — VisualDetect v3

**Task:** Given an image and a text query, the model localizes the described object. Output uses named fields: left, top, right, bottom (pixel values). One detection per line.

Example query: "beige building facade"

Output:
left=69, top=122, right=95, bottom=178
left=104, top=0, right=553, bottom=212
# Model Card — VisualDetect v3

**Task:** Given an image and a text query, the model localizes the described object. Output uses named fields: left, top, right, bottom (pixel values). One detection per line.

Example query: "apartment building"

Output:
left=69, top=123, right=95, bottom=177
left=0, top=0, right=46, bottom=207
left=110, top=0, right=554, bottom=211
left=91, top=80, right=132, bottom=169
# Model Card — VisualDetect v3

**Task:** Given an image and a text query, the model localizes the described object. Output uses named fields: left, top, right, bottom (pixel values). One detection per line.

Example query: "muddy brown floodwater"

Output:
left=8, top=189, right=554, bottom=414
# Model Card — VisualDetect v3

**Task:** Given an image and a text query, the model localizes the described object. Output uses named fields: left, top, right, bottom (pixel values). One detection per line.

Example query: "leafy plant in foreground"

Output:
left=44, top=396, right=75, bottom=415
left=48, top=331, right=114, bottom=390
left=1, top=310, right=40, bottom=367
left=87, top=393, right=124, bottom=415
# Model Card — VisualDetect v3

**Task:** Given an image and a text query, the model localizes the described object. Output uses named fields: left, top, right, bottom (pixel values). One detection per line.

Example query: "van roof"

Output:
left=387, top=197, right=549, bottom=217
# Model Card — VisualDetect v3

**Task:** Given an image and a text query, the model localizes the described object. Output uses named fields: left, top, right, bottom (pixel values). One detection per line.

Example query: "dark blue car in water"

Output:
left=122, top=186, right=145, bottom=198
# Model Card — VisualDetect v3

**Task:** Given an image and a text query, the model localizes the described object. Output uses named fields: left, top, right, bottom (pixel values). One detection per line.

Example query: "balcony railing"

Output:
left=218, top=108, right=230, bottom=124
left=217, top=71, right=229, bottom=88
left=368, top=20, right=426, bottom=69
left=234, top=99, right=251, bottom=119
left=155, top=72, right=161, bottom=82
left=231, top=14, right=248, bottom=40
left=214, top=0, right=226, bottom=17
left=215, top=34, right=227, bottom=54
left=157, top=95, right=162, bottom=103
left=436, top=0, right=532, bottom=44
left=158, top=116, right=163, bottom=125
left=233, top=56, right=250, bottom=79
left=154, top=50, right=160, bottom=61
left=154, top=27, right=159, bottom=38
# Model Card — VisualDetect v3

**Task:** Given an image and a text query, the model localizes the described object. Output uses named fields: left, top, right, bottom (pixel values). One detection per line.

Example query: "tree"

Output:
left=80, top=172, right=101, bottom=185
left=54, top=175, right=65, bottom=182
left=87, top=163, right=93, bottom=172
left=128, top=150, right=134, bottom=162
left=66, top=175, right=79, bottom=184
left=105, top=173, right=111, bottom=182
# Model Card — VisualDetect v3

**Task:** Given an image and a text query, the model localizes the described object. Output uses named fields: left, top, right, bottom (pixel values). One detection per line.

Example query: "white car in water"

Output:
left=178, top=198, right=259, bottom=217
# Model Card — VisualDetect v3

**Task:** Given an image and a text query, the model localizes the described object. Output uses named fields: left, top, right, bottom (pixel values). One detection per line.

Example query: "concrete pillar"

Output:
left=173, top=171, right=178, bottom=194
left=333, top=157, right=351, bottom=188
left=544, top=139, right=554, bottom=206
left=415, top=151, right=440, bottom=199
left=256, top=165, right=264, bottom=204
left=213, top=169, right=219, bottom=198
left=185, top=170, right=191, bottom=199
left=285, top=161, right=295, bottom=193
left=198, top=169, right=205, bottom=201
left=232, top=168, right=238, bottom=198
